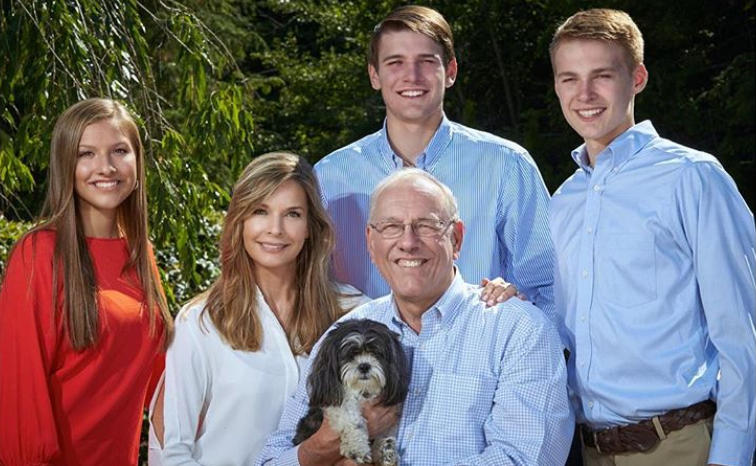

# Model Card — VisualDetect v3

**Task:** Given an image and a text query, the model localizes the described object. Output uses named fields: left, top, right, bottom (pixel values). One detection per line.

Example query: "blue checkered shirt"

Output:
left=313, top=115, right=556, bottom=326
left=257, top=272, right=574, bottom=466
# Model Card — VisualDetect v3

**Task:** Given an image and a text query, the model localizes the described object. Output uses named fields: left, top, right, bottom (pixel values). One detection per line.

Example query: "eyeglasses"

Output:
left=369, top=218, right=457, bottom=239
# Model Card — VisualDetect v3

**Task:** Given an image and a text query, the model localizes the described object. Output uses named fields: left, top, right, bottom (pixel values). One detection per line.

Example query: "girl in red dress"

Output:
left=0, top=98, right=173, bottom=466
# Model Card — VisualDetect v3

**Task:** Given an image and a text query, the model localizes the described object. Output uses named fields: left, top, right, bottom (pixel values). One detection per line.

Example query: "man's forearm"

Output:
left=297, top=422, right=343, bottom=466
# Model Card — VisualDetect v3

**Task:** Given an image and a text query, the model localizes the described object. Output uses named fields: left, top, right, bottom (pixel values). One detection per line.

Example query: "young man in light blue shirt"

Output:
left=314, top=5, right=556, bottom=325
left=550, top=8, right=755, bottom=466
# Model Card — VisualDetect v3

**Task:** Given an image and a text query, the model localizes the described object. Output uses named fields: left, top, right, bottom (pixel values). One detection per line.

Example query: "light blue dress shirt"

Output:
left=550, top=120, right=756, bottom=465
left=258, top=272, right=573, bottom=466
left=314, top=115, right=556, bottom=324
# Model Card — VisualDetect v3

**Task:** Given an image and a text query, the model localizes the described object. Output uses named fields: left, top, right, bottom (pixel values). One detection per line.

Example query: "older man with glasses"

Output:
left=259, top=169, right=573, bottom=466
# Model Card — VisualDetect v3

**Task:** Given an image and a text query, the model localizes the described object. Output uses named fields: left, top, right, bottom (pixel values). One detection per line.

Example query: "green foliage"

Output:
left=0, top=216, right=31, bottom=273
left=0, top=0, right=254, bottom=308
left=2, top=0, right=753, bottom=313
left=229, top=0, right=754, bottom=206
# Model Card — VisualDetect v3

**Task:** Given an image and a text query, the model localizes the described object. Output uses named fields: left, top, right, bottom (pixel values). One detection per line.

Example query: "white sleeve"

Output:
left=159, top=306, right=211, bottom=466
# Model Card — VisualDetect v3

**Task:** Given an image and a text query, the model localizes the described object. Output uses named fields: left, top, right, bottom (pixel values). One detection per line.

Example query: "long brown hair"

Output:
left=200, top=152, right=347, bottom=354
left=24, top=98, right=172, bottom=350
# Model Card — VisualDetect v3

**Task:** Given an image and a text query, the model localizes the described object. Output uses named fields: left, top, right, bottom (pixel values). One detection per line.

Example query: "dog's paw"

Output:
left=347, top=451, right=372, bottom=465
left=341, top=438, right=372, bottom=465
left=374, top=437, right=399, bottom=466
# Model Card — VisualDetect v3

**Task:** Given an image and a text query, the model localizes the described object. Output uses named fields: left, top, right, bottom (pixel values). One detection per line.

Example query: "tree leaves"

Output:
left=0, top=0, right=253, bottom=309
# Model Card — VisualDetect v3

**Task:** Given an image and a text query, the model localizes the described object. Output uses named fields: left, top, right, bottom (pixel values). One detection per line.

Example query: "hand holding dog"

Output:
left=297, top=417, right=343, bottom=466
left=297, top=404, right=398, bottom=466
left=331, top=401, right=398, bottom=466
left=362, top=400, right=400, bottom=439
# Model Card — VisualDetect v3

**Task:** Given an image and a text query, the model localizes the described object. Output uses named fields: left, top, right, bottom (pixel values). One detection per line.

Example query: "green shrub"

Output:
left=0, top=216, right=33, bottom=272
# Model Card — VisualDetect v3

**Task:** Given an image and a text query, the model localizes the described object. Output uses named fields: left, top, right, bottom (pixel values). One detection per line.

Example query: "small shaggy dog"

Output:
left=293, top=319, right=409, bottom=465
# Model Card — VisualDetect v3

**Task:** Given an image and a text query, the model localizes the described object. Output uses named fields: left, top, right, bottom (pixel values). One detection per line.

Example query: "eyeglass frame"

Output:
left=368, top=217, right=459, bottom=239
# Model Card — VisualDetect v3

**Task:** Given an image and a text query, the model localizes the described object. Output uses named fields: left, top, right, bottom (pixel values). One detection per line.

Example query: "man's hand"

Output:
left=363, top=399, right=401, bottom=439
left=334, top=460, right=361, bottom=466
left=297, top=417, right=343, bottom=466
left=480, top=277, right=525, bottom=307
left=299, top=403, right=399, bottom=466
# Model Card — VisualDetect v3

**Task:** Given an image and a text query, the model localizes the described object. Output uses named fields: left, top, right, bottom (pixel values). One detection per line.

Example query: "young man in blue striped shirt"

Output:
left=314, top=5, right=557, bottom=326
left=550, top=9, right=755, bottom=466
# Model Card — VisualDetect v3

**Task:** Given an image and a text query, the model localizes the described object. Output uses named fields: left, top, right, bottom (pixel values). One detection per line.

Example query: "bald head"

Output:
left=368, top=168, right=458, bottom=222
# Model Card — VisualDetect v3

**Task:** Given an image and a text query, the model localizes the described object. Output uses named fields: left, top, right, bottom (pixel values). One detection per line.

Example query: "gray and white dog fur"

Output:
left=293, top=318, right=409, bottom=465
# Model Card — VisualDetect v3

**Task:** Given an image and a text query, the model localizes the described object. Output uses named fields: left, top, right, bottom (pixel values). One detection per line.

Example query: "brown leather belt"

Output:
left=581, top=399, right=716, bottom=455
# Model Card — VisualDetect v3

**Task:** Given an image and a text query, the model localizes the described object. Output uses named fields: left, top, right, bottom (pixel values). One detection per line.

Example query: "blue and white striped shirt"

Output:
left=551, top=121, right=756, bottom=465
left=258, top=271, right=574, bottom=466
left=314, top=115, right=556, bottom=324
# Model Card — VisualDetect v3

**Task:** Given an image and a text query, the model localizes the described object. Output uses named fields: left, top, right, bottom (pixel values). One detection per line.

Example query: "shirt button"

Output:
left=588, top=401, right=595, bottom=408
left=593, top=185, right=601, bottom=191
left=580, top=315, right=586, bottom=322
left=582, top=270, right=589, bottom=278
left=579, top=361, right=585, bottom=367
left=586, top=227, right=593, bottom=234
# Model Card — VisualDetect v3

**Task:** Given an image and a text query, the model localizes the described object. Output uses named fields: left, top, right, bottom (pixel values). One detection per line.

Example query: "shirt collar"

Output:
left=379, top=114, right=453, bottom=170
left=570, top=120, right=658, bottom=172
left=388, top=267, right=466, bottom=331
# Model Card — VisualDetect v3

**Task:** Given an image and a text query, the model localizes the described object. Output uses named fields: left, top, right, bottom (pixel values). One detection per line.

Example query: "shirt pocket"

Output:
left=598, top=234, right=657, bottom=308
left=427, top=373, right=497, bottom=443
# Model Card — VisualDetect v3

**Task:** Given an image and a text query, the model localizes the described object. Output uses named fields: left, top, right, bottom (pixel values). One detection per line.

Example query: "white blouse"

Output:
left=148, top=285, right=367, bottom=466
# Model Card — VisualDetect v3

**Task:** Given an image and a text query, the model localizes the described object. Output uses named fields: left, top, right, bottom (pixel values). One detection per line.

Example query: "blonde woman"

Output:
left=0, top=98, right=172, bottom=466
left=148, top=152, right=368, bottom=465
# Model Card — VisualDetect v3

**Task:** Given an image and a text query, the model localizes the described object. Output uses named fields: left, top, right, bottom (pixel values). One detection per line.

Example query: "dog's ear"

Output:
left=380, top=331, right=410, bottom=406
left=308, top=326, right=344, bottom=407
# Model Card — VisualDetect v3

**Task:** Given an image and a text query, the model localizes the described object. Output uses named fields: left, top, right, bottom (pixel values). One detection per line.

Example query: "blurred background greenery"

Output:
left=2, top=0, right=754, bottom=307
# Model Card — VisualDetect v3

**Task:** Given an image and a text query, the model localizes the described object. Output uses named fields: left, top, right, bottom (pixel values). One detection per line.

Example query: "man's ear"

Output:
left=451, top=220, right=464, bottom=260
left=633, top=63, right=648, bottom=95
left=368, top=64, right=381, bottom=91
left=366, top=225, right=376, bottom=264
left=445, top=58, right=458, bottom=88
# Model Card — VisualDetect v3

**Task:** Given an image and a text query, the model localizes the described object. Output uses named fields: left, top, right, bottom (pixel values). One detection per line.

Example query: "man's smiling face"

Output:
left=368, top=29, right=457, bottom=128
left=367, top=177, right=462, bottom=314
left=553, top=39, right=647, bottom=159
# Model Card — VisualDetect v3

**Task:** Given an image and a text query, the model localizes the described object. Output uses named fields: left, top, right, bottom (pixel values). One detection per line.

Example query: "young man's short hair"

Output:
left=550, top=8, right=644, bottom=71
left=368, top=5, right=455, bottom=68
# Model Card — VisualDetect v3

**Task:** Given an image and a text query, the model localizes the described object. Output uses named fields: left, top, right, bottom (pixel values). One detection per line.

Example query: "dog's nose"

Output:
left=358, top=362, right=371, bottom=374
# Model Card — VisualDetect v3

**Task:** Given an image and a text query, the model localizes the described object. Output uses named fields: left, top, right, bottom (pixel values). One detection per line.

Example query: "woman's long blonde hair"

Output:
left=24, top=98, right=172, bottom=350
left=200, top=152, right=347, bottom=354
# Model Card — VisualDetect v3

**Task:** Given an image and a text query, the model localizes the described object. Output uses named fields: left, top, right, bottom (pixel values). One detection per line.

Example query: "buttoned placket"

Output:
left=396, top=309, right=442, bottom=453
left=574, top=151, right=615, bottom=421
